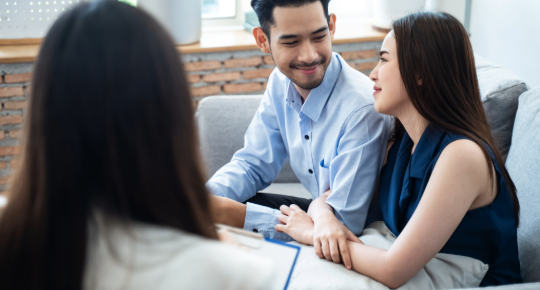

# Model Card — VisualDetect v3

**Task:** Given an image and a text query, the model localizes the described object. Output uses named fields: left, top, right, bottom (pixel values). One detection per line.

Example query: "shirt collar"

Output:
left=286, top=82, right=303, bottom=113
left=408, top=124, right=447, bottom=179
left=285, top=52, right=342, bottom=121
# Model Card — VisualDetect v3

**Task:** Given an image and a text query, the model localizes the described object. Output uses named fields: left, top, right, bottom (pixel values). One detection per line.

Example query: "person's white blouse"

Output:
left=83, top=216, right=281, bottom=290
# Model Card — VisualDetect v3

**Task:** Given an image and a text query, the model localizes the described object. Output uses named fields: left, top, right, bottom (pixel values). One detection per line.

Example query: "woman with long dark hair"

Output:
left=0, top=1, right=277, bottom=290
left=277, top=11, right=522, bottom=287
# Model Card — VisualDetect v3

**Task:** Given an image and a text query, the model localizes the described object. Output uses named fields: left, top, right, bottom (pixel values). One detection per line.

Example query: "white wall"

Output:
left=468, top=0, right=540, bottom=88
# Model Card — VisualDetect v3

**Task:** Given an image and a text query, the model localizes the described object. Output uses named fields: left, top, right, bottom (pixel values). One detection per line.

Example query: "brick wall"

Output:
left=185, top=41, right=382, bottom=105
left=0, top=63, right=31, bottom=195
left=0, top=40, right=381, bottom=195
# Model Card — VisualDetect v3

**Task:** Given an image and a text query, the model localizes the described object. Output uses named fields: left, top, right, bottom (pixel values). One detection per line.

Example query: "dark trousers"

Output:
left=244, top=192, right=312, bottom=212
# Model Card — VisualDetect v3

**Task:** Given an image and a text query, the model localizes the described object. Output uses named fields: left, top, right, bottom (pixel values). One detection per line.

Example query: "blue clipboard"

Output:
left=265, top=238, right=301, bottom=290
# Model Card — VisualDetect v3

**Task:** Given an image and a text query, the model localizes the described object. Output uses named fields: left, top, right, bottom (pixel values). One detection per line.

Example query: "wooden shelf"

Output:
left=0, top=22, right=386, bottom=63
left=0, top=45, right=41, bottom=63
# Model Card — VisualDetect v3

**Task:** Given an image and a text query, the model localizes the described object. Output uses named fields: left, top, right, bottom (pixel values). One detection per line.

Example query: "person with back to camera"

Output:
left=209, top=0, right=391, bottom=270
left=278, top=11, right=522, bottom=288
left=0, top=1, right=282, bottom=290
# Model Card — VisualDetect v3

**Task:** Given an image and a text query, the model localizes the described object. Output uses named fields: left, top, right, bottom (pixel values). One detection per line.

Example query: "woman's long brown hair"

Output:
left=391, top=12, right=520, bottom=225
left=0, top=2, right=217, bottom=289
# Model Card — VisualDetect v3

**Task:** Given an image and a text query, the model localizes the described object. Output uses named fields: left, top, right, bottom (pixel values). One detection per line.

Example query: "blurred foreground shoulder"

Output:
left=84, top=222, right=281, bottom=290
left=182, top=239, right=282, bottom=290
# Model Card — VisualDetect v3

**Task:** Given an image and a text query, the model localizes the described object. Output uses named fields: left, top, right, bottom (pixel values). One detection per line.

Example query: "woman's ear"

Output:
left=417, top=76, right=422, bottom=85
left=253, top=27, right=271, bottom=54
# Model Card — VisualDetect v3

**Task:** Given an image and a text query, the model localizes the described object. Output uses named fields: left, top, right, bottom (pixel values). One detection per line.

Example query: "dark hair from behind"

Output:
left=0, top=1, right=217, bottom=289
left=251, top=0, right=331, bottom=39
left=391, top=11, right=520, bottom=225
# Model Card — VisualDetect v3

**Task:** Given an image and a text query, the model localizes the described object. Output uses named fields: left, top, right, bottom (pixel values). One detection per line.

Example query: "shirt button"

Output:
left=309, top=169, right=313, bottom=174
left=253, top=229, right=258, bottom=233
left=305, top=135, right=309, bottom=140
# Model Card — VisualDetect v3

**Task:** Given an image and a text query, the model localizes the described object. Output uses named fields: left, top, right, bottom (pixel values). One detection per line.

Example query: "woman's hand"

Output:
left=312, top=211, right=362, bottom=270
left=307, top=190, right=362, bottom=270
left=275, top=204, right=315, bottom=245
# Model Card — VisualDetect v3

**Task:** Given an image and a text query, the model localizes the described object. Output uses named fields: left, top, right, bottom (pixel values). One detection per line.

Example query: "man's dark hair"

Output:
left=251, top=0, right=331, bottom=38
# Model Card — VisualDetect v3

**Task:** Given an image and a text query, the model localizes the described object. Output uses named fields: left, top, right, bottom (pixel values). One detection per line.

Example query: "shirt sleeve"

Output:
left=243, top=202, right=294, bottom=241
left=325, top=104, right=391, bottom=236
left=206, top=90, right=288, bottom=203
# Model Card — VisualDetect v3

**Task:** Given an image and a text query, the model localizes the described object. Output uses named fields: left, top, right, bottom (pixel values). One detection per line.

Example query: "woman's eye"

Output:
left=380, top=57, right=387, bottom=62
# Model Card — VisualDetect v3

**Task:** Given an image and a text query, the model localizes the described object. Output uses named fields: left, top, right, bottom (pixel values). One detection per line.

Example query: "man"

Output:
left=208, top=0, right=390, bottom=268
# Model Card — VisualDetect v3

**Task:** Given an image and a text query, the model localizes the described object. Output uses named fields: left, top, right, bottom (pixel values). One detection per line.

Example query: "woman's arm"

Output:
left=307, top=192, right=361, bottom=269
left=300, top=139, right=398, bottom=268
left=275, top=193, right=360, bottom=270
left=345, top=140, right=494, bottom=288
left=279, top=140, right=396, bottom=270
left=306, top=190, right=333, bottom=219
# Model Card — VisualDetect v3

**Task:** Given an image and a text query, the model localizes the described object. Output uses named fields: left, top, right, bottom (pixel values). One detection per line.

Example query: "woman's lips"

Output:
left=373, top=86, right=382, bottom=97
left=297, top=65, right=319, bottom=76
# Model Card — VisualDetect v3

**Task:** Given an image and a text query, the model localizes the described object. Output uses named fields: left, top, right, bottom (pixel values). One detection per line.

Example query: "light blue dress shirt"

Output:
left=207, top=52, right=391, bottom=240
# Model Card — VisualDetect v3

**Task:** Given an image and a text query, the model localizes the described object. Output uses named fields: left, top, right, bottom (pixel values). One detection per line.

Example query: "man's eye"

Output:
left=315, top=35, right=326, bottom=40
left=284, top=41, right=298, bottom=45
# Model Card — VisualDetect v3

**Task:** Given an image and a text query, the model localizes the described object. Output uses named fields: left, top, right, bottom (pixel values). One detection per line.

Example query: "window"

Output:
left=202, top=0, right=244, bottom=31
left=0, top=0, right=89, bottom=39
left=329, top=0, right=373, bottom=24
left=0, top=0, right=372, bottom=39
left=202, top=0, right=236, bottom=19
left=202, top=0, right=373, bottom=31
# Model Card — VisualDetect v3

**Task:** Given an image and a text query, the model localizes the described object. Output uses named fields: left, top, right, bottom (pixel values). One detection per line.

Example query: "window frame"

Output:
left=202, top=0, right=245, bottom=31
left=201, top=0, right=374, bottom=32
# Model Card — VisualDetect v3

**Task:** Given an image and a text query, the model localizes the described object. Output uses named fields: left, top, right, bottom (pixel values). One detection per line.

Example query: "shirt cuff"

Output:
left=206, top=182, right=225, bottom=197
left=244, top=202, right=293, bottom=241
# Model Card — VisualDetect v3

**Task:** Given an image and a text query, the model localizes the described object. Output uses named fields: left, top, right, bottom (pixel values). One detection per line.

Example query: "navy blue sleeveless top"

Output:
left=376, top=124, right=522, bottom=286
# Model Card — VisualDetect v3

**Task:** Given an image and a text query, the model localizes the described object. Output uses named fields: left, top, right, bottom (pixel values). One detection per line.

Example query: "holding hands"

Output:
left=275, top=190, right=362, bottom=270
left=275, top=204, right=315, bottom=245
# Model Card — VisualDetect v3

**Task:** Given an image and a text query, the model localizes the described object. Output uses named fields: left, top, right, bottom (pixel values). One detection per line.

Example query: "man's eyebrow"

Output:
left=279, top=34, right=299, bottom=40
left=278, top=26, right=329, bottom=40
left=311, top=26, right=328, bottom=35
left=380, top=50, right=389, bottom=56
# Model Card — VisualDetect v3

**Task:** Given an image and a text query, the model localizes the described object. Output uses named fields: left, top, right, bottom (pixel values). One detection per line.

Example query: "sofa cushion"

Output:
left=475, top=55, right=528, bottom=160
left=196, top=95, right=299, bottom=183
left=505, top=87, right=540, bottom=283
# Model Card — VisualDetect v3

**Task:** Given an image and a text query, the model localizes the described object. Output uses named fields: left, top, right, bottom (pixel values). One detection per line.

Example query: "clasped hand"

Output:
left=275, top=199, right=362, bottom=270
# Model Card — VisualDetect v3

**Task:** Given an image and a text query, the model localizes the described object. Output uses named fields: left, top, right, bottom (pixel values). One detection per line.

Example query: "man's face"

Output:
left=268, top=2, right=335, bottom=91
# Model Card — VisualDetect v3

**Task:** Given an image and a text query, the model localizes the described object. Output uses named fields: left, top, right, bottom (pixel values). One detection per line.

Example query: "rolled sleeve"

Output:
left=206, top=90, right=288, bottom=203
left=244, top=203, right=294, bottom=241
left=325, top=105, right=390, bottom=236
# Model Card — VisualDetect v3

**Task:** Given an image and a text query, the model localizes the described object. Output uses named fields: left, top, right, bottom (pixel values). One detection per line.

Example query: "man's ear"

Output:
left=253, top=27, right=271, bottom=53
left=328, top=13, right=337, bottom=41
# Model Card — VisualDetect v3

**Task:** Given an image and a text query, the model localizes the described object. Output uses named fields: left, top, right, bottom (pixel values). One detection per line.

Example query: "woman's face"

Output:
left=369, top=32, right=411, bottom=117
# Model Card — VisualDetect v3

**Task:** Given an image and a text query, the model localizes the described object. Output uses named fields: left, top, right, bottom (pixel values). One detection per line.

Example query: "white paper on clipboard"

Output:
left=216, top=224, right=301, bottom=290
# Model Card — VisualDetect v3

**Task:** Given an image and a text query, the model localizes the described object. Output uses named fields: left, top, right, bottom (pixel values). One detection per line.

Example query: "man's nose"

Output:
left=297, top=42, right=319, bottom=65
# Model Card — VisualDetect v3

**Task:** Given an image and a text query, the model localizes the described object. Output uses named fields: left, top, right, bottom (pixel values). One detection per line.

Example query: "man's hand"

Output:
left=210, top=195, right=247, bottom=228
left=311, top=211, right=362, bottom=270
left=275, top=204, right=314, bottom=245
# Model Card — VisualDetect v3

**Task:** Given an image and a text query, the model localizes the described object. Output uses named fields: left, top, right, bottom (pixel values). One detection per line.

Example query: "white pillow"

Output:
left=288, top=222, right=488, bottom=290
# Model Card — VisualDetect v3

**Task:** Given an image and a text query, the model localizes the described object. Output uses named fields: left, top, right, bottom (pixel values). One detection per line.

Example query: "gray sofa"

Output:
left=196, top=56, right=540, bottom=289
